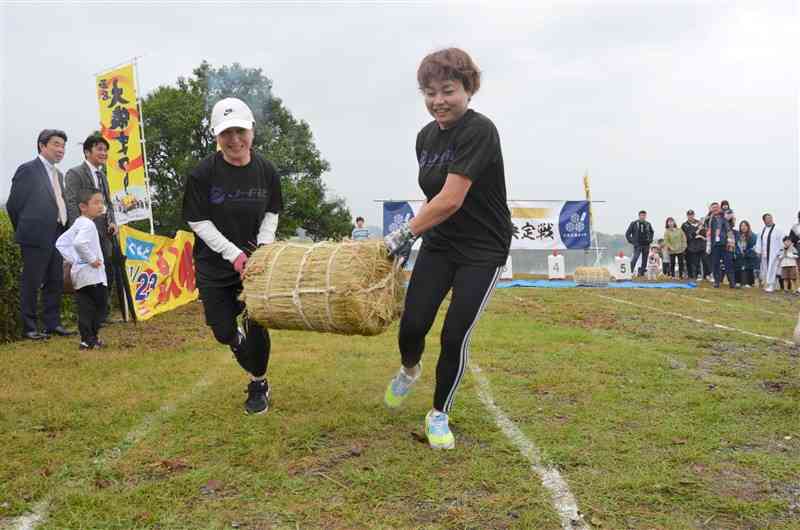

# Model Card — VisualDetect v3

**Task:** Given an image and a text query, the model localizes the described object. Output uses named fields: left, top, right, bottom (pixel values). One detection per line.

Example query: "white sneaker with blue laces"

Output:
left=425, top=409, right=455, bottom=450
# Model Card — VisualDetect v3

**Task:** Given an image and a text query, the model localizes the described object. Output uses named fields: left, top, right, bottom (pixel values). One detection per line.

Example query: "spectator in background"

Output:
left=55, top=188, right=108, bottom=350
left=703, top=203, right=716, bottom=230
left=778, top=236, right=798, bottom=292
left=351, top=216, right=371, bottom=241
left=682, top=209, right=704, bottom=280
left=663, top=217, right=687, bottom=278
left=658, top=238, right=670, bottom=276
left=727, top=209, right=739, bottom=286
left=735, top=220, right=758, bottom=288
left=707, top=202, right=736, bottom=288
left=700, top=202, right=718, bottom=281
left=6, top=129, right=75, bottom=340
left=646, top=243, right=662, bottom=281
left=64, top=134, right=118, bottom=324
left=626, top=210, right=654, bottom=277
left=759, top=213, right=784, bottom=293
left=788, top=210, right=800, bottom=253
left=696, top=226, right=711, bottom=281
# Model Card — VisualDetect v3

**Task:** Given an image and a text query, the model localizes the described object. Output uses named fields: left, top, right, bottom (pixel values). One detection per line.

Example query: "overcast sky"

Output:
left=1, top=1, right=798, bottom=235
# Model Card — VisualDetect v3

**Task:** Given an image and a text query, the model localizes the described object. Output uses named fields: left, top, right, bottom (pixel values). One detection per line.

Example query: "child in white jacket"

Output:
left=56, top=188, right=108, bottom=350
left=646, top=243, right=662, bottom=281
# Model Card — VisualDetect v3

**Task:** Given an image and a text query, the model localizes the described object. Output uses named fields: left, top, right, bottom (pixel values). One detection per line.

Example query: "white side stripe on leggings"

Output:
left=443, top=266, right=502, bottom=413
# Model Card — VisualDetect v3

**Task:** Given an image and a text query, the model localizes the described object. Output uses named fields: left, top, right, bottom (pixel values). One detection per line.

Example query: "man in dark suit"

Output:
left=64, top=134, right=118, bottom=322
left=6, top=129, right=75, bottom=339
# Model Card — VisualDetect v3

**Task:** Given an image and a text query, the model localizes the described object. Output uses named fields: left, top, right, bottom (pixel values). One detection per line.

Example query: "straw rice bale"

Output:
left=573, top=266, right=611, bottom=287
left=241, top=240, right=404, bottom=336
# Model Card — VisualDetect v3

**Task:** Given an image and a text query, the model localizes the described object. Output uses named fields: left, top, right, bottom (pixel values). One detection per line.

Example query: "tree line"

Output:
left=140, top=61, right=352, bottom=240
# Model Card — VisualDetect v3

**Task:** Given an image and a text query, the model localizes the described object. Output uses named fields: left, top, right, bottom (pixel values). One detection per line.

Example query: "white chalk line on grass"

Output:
left=3, top=376, right=214, bottom=530
left=663, top=291, right=784, bottom=317
left=594, top=294, right=795, bottom=347
left=8, top=501, right=47, bottom=530
left=471, top=362, right=590, bottom=530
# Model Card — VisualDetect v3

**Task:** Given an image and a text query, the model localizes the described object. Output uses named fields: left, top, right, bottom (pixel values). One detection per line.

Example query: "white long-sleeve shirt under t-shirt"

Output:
left=55, top=216, right=107, bottom=290
left=188, top=212, right=279, bottom=263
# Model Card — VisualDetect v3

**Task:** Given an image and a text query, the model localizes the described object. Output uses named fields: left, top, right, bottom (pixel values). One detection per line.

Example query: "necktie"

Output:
left=97, top=170, right=110, bottom=216
left=50, top=167, right=67, bottom=225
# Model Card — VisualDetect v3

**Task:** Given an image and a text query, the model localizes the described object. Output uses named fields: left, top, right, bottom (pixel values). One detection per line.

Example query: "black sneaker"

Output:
left=244, top=379, right=270, bottom=415
left=79, top=341, right=93, bottom=350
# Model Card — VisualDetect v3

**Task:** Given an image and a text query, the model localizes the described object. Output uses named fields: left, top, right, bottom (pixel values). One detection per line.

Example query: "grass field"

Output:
left=1, top=282, right=798, bottom=529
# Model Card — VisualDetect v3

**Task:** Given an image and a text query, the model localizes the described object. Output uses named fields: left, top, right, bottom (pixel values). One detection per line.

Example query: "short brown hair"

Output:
left=417, top=48, right=481, bottom=94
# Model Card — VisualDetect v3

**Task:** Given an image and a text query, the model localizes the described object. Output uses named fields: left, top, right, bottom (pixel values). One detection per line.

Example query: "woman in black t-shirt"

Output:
left=384, top=48, right=512, bottom=450
left=183, top=97, right=283, bottom=415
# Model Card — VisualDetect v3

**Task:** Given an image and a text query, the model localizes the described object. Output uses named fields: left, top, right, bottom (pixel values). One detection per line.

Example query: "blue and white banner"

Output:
left=381, top=200, right=591, bottom=250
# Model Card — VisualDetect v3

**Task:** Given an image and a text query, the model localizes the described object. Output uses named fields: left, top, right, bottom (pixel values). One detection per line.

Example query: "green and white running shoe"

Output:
left=425, top=409, right=455, bottom=450
left=383, top=364, right=421, bottom=408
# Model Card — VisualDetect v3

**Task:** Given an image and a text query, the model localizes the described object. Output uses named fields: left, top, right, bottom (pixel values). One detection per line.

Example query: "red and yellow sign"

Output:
left=96, top=64, right=150, bottom=225
left=118, top=225, right=198, bottom=320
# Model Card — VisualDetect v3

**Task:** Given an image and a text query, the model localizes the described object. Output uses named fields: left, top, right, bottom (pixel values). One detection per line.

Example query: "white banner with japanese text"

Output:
left=382, top=200, right=591, bottom=250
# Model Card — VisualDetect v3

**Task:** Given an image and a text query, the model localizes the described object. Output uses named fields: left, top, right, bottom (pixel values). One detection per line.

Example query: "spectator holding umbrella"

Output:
left=663, top=217, right=687, bottom=278
left=626, top=210, right=654, bottom=277
left=735, top=220, right=758, bottom=288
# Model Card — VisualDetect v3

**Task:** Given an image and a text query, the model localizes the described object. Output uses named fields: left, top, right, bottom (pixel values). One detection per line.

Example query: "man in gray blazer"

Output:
left=64, top=134, right=118, bottom=322
left=6, top=129, right=75, bottom=339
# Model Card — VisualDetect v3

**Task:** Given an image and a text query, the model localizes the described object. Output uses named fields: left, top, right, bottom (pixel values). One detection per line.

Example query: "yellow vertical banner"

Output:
left=96, top=63, right=150, bottom=225
left=118, top=225, right=198, bottom=320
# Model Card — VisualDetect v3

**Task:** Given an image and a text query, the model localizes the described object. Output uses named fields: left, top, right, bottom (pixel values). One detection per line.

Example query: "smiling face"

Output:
left=217, top=127, right=253, bottom=166
left=423, top=78, right=471, bottom=129
left=86, top=142, right=108, bottom=168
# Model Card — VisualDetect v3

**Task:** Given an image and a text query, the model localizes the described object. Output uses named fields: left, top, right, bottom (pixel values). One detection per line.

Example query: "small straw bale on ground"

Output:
left=574, top=266, right=612, bottom=287
left=242, top=240, right=404, bottom=336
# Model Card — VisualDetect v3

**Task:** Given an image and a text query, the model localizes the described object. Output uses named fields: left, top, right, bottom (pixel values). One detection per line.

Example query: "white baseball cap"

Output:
left=210, top=97, right=255, bottom=135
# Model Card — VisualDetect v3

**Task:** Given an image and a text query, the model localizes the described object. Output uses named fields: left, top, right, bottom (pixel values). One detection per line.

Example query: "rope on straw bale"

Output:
left=241, top=240, right=404, bottom=336
left=573, top=266, right=612, bottom=287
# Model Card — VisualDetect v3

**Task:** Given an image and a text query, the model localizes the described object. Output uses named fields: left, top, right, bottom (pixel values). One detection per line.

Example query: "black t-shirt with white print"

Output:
left=416, top=109, right=512, bottom=267
left=183, top=150, right=283, bottom=288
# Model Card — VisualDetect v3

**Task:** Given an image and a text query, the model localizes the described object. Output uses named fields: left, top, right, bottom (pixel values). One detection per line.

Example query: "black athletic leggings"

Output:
left=399, top=247, right=502, bottom=414
left=199, top=284, right=270, bottom=378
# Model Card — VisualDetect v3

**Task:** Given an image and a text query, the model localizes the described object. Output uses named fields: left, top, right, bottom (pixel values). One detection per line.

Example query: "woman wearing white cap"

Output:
left=183, top=97, right=283, bottom=415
